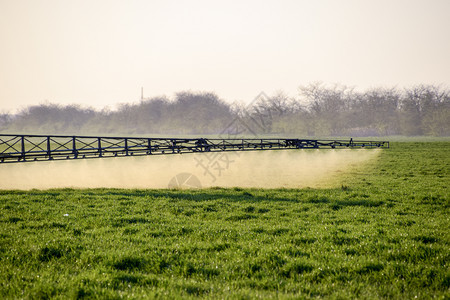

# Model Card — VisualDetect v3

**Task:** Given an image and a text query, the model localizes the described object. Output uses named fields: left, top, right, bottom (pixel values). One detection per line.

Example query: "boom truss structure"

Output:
left=0, top=134, right=389, bottom=164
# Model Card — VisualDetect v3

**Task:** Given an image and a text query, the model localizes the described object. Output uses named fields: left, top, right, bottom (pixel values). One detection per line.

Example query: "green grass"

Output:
left=0, top=142, right=449, bottom=299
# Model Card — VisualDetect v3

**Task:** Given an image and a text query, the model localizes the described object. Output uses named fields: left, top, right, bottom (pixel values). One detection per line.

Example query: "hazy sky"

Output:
left=1, top=0, right=449, bottom=113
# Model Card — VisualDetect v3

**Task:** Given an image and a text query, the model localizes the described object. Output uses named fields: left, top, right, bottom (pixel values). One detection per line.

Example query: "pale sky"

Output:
left=1, top=0, right=449, bottom=113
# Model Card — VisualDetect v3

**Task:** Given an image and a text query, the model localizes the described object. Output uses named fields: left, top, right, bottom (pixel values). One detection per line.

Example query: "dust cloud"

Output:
left=0, top=149, right=381, bottom=190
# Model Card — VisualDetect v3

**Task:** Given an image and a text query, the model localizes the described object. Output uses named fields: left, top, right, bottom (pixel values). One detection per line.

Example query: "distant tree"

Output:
left=136, top=97, right=170, bottom=133
left=267, top=92, right=305, bottom=134
left=244, top=92, right=287, bottom=134
left=170, top=91, right=234, bottom=134
left=357, top=87, right=401, bottom=135
left=0, top=113, right=11, bottom=129
left=4, top=103, right=95, bottom=134
left=230, top=92, right=299, bottom=135
left=403, top=85, right=450, bottom=136
left=400, top=85, right=449, bottom=136
left=298, top=83, right=354, bottom=136
left=2, top=85, right=448, bottom=136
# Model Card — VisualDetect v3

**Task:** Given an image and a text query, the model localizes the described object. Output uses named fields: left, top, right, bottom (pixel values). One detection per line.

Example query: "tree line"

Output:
left=1, top=84, right=448, bottom=136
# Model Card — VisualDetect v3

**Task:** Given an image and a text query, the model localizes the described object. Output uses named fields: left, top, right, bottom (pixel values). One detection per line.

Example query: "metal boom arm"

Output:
left=0, top=134, right=389, bottom=164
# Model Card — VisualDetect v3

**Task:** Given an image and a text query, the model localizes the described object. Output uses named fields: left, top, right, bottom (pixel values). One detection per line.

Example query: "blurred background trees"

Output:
left=1, top=86, right=448, bottom=136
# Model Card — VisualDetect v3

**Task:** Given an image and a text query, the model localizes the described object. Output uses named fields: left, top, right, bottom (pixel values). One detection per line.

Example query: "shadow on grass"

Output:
left=1, top=187, right=390, bottom=208
left=330, top=199, right=384, bottom=210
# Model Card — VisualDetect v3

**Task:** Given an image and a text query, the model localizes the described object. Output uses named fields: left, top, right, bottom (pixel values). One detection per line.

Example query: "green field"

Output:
left=0, top=142, right=449, bottom=299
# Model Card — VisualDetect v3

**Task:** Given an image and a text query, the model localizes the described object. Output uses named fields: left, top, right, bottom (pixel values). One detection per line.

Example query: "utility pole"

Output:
left=141, top=87, right=144, bottom=102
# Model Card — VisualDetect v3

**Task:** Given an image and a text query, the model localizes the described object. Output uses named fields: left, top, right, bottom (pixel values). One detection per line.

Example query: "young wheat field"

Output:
left=0, top=142, right=449, bottom=299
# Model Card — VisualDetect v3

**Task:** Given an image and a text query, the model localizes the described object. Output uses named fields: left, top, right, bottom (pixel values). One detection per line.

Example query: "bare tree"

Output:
left=298, top=83, right=354, bottom=136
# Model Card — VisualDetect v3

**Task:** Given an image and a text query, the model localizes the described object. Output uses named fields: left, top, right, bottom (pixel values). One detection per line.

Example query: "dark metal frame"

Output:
left=0, top=134, right=389, bottom=164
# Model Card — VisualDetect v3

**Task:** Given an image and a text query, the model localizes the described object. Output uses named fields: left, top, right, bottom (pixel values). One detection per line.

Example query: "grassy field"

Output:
left=0, top=142, right=449, bottom=299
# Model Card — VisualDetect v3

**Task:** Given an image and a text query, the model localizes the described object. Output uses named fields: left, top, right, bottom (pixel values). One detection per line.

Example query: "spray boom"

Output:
left=0, top=134, right=389, bottom=164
